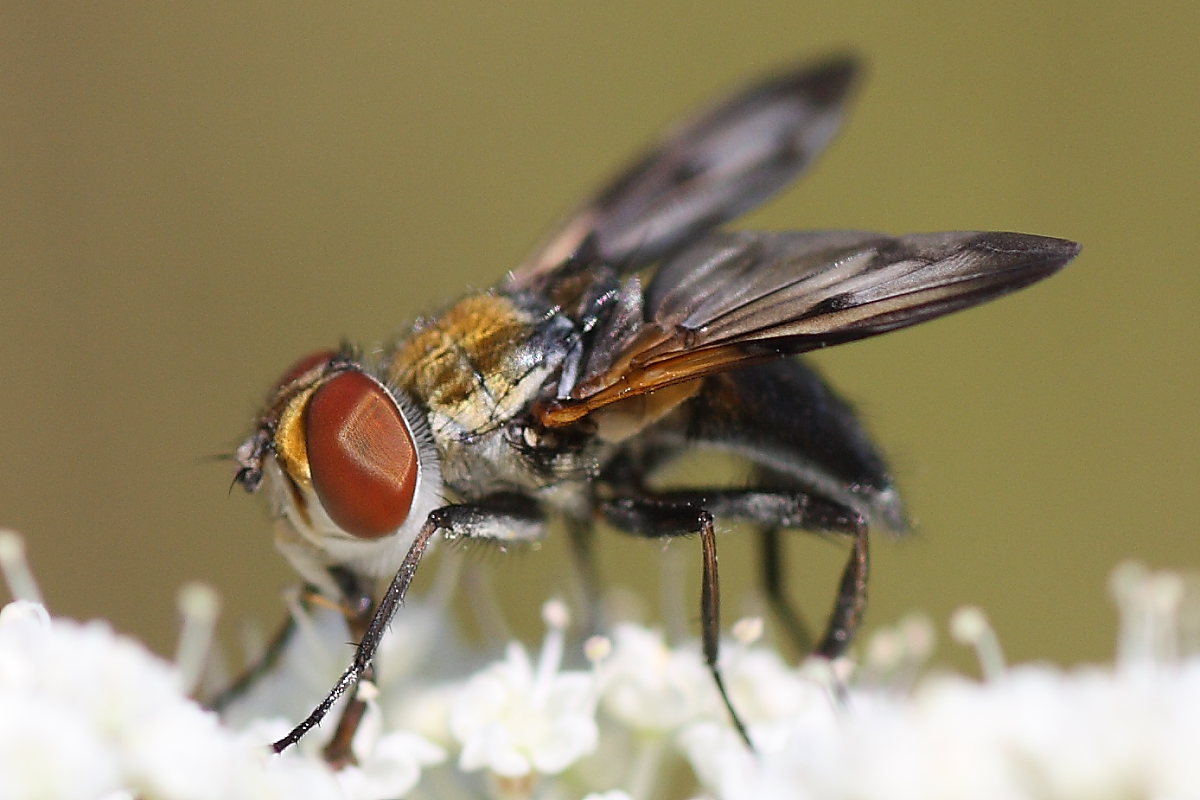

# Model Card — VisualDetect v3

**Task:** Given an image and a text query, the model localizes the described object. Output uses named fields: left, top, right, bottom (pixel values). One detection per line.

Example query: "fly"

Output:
left=224, top=55, right=1079, bottom=763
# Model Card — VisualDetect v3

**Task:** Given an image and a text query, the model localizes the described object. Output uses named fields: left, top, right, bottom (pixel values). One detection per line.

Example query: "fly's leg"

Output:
left=206, top=603, right=301, bottom=712
left=599, top=495, right=750, bottom=747
left=319, top=568, right=375, bottom=768
left=759, top=526, right=815, bottom=655
left=816, top=516, right=868, bottom=658
left=637, top=488, right=869, bottom=660
left=207, top=564, right=372, bottom=719
left=272, top=496, right=544, bottom=761
left=566, top=517, right=605, bottom=638
left=760, top=521, right=869, bottom=657
left=600, top=487, right=869, bottom=748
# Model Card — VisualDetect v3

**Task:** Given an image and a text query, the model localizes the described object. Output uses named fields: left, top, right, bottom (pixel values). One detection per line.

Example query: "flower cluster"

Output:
left=0, top=599, right=343, bottom=800
left=3, top=525, right=1200, bottom=800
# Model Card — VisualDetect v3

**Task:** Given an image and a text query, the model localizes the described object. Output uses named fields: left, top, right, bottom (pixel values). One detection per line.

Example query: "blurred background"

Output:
left=2, top=3, right=1196, bottom=672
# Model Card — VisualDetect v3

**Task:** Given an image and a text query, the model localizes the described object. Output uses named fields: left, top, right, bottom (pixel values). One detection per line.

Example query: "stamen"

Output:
left=533, top=599, right=569, bottom=703
left=238, top=618, right=268, bottom=671
left=1110, top=561, right=1147, bottom=665
left=542, top=597, right=570, bottom=631
left=1111, top=561, right=1188, bottom=667
left=626, top=735, right=669, bottom=800
left=865, top=628, right=904, bottom=673
left=357, top=678, right=379, bottom=702
left=285, top=588, right=337, bottom=674
left=584, top=634, right=612, bottom=665
left=0, top=530, right=43, bottom=606
left=659, top=544, right=688, bottom=643
left=175, top=582, right=221, bottom=696
left=732, top=616, right=764, bottom=646
left=899, top=615, right=936, bottom=664
left=950, top=606, right=1005, bottom=680
left=799, top=656, right=845, bottom=710
left=1180, top=576, right=1200, bottom=658
left=1146, top=573, right=1184, bottom=662
left=862, top=615, right=934, bottom=690
left=829, top=656, right=856, bottom=685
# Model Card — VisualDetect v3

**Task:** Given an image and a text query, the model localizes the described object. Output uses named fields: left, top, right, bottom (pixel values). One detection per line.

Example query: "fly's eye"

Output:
left=276, top=349, right=339, bottom=389
left=304, top=371, right=419, bottom=540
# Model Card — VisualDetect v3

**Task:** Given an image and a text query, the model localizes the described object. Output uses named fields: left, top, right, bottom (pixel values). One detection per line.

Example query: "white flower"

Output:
left=336, top=727, right=446, bottom=800
left=681, top=563, right=1200, bottom=800
left=0, top=599, right=343, bottom=800
left=219, top=591, right=465, bottom=734
left=216, top=602, right=353, bottom=733
left=9, top=520, right=1200, bottom=800
left=450, top=600, right=598, bottom=778
left=722, top=641, right=837, bottom=738
left=596, top=623, right=716, bottom=734
left=0, top=687, right=120, bottom=800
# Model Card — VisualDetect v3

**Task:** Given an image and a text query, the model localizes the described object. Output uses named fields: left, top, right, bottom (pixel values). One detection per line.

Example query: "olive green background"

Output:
left=2, top=3, right=1196, bottom=672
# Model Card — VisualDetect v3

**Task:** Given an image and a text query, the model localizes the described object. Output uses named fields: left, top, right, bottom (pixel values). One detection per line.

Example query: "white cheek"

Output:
left=262, top=437, right=445, bottom=583
left=319, top=466, right=445, bottom=580
left=262, top=460, right=343, bottom=556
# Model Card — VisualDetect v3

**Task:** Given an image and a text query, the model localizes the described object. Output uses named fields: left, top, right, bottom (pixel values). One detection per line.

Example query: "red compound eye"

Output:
left=304, top=371, right=419, bottom=539
left=276, top=349, right=338, bottom=390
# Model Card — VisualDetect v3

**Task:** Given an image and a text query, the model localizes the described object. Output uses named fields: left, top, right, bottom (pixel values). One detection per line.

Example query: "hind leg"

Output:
left=759, top=526, right=816, bottom=654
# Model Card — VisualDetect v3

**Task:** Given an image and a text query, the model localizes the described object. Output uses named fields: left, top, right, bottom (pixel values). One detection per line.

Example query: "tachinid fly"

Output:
left=225, top=55, right=1079, bottom=761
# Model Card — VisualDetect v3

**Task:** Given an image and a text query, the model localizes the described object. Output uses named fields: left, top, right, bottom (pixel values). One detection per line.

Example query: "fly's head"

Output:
left=235, top=348, right=441, bottom=578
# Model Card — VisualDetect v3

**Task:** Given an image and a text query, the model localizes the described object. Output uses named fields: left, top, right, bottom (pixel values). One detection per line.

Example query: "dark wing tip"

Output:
left=786, top=53, right=861, bottom=108
left=972, top=232, right=1081, bottom=282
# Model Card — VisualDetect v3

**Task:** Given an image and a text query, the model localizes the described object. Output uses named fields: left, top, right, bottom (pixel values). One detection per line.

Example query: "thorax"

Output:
left=383, top=290, right=595, bottom=498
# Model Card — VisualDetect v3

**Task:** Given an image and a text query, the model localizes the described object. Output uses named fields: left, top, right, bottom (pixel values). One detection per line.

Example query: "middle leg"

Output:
left=599, top=486, right=870, bottom=746
left=615, top=487, right=869, bottom=656
left=599, top=493, right=749, bottom=746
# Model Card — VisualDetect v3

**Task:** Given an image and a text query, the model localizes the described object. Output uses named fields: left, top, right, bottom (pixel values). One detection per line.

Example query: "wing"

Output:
left=505, top=55, right=859, bottom=294
left=537, top=230, right=1079, bottom=427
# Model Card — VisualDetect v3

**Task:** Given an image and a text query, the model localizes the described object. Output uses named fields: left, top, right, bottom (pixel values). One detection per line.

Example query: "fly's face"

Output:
left=234, top=350, right=442, bottom=581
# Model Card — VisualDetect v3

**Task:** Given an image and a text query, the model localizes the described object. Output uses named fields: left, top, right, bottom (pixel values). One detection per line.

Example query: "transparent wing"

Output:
left=506, top=55, right=859, bottom=293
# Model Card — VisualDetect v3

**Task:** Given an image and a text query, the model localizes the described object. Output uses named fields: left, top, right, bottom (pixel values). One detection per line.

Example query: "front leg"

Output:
left=207, top=603, right=300, bottom=713
left=272, top=496, right=544, bottom=759
left=318, top=567, right=377, bottom=768
left=207, top=566, right=370, bottom=717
